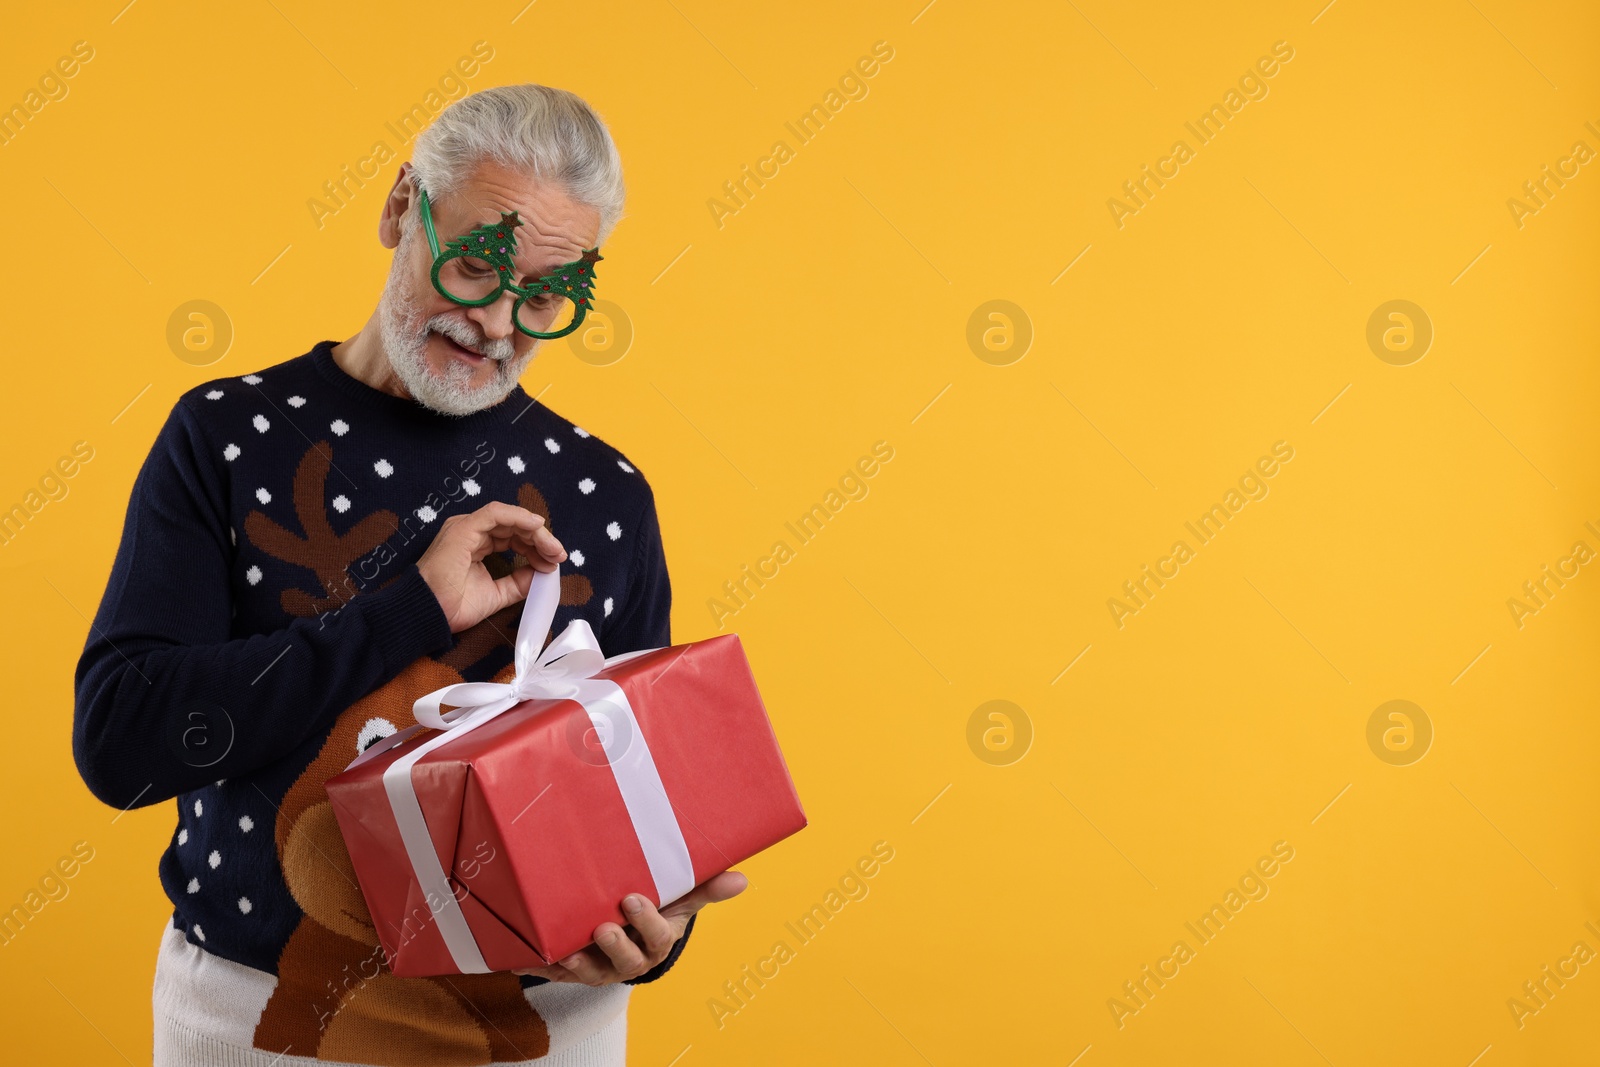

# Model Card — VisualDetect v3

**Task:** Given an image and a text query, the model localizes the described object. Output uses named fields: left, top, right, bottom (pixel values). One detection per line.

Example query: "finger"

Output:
left=621, top=894, right=678, bottom=961
left=457, top=505, right=546, bottom=547
left=592, top=921, right=649, bottom=977
left=464, top=502, right=545, bottom=535
left=480, top=531, right=564, bottom=574
left=557, top=945, right=616, bottom=987
left=471, top=518, right=548, bottom=552
left=492, top=532, right=557, bottom=569
left=484, top=522, right=563, bottom=566
left=484, top=529, right=543, bottom=552
left=462, top=525, right=546, bottom=566
left=490, top=565, right=535, bottom=608
left=530, top=524, right=567, bottom=561
left=660, top=870, right=749, bottom=920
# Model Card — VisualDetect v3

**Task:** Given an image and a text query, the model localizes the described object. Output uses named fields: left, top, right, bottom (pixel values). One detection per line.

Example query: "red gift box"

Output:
left=324, top=567, right=807, bottom=978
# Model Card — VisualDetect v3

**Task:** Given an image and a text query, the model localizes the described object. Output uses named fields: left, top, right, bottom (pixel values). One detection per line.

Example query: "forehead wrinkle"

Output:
left=445, top=182, right=595, bottom=279
left=507, top=216, right=591, bottom=279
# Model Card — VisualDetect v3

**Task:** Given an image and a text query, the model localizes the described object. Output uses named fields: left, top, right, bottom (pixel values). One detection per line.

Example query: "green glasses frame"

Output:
left=417, top=186, right=602, bottom=340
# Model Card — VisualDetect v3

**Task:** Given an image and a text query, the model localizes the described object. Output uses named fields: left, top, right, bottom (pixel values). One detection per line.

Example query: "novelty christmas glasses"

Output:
left=417, top=187, right=602, bottom=340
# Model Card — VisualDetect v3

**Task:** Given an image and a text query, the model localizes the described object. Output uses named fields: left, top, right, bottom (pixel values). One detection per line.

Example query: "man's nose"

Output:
left=468, top=290, right=517, bottom=341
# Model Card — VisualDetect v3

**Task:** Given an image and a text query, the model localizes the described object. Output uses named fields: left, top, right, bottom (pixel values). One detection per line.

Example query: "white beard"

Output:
left=377, top=226, right=539, bottom=417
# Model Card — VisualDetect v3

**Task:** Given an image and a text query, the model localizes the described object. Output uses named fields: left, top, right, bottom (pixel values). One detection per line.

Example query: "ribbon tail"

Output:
left=512, top=567, right=566, bottom=679
left=576, top=680, right=697, bottom=908
left=380, top=692, right=525, bottom=974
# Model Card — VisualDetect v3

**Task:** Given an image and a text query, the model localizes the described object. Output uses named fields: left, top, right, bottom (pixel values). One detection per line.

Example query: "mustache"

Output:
left=427, top=314, right=517, bottom=362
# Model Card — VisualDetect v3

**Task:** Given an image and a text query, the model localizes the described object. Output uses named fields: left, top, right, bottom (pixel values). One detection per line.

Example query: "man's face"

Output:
left=378, top=159, right=601, bottom=416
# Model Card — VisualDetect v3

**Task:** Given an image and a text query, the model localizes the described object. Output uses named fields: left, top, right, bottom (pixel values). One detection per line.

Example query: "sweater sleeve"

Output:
left=601, top=480, right=672, bottom=657
left=72, top=397, right=456, bottom=812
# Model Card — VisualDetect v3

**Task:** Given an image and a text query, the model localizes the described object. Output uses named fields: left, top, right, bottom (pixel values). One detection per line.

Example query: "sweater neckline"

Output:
left=307, top=339, right=535, bottom=428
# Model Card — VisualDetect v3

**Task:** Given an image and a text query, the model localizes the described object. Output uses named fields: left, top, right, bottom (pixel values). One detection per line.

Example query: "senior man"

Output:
left=73, top=84, right=745, bottom=1066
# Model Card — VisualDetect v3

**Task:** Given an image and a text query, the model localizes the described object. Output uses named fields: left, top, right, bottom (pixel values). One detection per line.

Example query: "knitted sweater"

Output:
left=73, top=340, right=694, bottom=1065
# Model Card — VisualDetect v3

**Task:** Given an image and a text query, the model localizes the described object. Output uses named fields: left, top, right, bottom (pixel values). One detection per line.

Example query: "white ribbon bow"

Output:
left=374, top=564, right=694, bottom=974
left=411, top=575, right=611, bottom=729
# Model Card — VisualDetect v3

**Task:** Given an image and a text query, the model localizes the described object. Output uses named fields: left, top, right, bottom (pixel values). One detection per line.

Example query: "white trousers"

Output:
left=151, top=919, right=631, bottom=1066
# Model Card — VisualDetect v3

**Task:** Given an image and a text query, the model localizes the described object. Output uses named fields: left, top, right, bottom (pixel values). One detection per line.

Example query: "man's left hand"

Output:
left=511, top=870, right=748, bottom=985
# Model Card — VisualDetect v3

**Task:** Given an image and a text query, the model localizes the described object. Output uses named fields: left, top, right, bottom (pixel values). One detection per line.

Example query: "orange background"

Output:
left=2, top=1, right=1598, bottom=1064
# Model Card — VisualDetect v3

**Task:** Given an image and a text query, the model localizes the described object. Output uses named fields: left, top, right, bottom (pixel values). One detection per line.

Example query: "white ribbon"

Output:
left=375, top=565, right=694, bottom=974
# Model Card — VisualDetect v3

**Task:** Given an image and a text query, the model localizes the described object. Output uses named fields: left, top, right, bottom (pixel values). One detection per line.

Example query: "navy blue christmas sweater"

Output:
left=72, top=340, right=693, bottom=1061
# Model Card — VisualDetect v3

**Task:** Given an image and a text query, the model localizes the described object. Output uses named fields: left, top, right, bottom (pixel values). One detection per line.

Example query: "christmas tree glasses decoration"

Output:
left=417, top=186, right=602, bottom=340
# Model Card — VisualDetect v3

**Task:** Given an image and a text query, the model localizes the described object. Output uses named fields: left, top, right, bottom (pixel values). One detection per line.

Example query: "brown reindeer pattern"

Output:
left=241, top=441, right=597, bottom=1064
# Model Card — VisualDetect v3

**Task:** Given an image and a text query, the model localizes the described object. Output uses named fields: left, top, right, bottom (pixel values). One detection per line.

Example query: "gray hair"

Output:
left=407, top=84, right=625, bottom=246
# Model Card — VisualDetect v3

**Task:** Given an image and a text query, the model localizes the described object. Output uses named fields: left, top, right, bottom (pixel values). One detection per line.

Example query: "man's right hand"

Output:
left=416, top=502, right=567, bottom=633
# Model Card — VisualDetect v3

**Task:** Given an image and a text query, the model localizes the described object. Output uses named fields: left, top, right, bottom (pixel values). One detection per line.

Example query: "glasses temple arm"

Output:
left=418, top=187, right=443, bottom=257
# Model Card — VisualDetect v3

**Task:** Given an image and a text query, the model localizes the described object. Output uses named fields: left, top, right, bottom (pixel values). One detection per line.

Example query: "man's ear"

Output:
left=378, top=162, right=415, bottom=251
